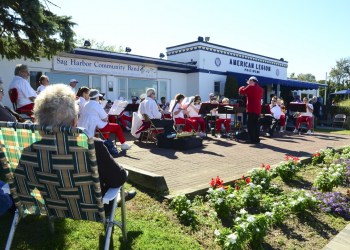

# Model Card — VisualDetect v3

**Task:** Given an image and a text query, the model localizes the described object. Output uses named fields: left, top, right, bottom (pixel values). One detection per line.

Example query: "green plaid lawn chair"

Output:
left=0, top=122, right=127, bottom=250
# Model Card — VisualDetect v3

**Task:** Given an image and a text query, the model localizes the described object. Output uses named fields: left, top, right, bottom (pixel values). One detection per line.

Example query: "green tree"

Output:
left=296, top=73, right=316, bottom=82
left=289, top=73, right=297, bottom=79
left=224, top=75, right=239, bottom=99
left=329, top=58, right=350, bottom=85
left=0, top=0, right=75, bottom=61
left=75, top=38, right=124, bottom=52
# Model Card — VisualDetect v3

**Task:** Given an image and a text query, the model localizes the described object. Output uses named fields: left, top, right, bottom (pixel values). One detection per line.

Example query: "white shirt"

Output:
left=37, top=84, right=46, bottom=94
left=140, top=97, right=161, bottom=119
left=301, top=103, right=313, bottom=117
left=173, top=103, right=184, bottom=119
left=77, top=100, right=107, bottom=138
left=76, top=97, right=87, bottom=115
left=187, top=104, right=201, bottom=118
left=9, top=76, right=37, bottom=108
left=270, top=105, right=282, bottom=120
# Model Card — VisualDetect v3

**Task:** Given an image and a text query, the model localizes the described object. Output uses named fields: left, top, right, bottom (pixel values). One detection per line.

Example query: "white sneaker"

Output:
left=306, top=130, right=312, bottom=135
left=280, top=128, right=284, bottom=132
left=293, top=129, right=298, bottom=134
left=121, top=143, right=131, bottom=150
left=125, top=126, right=131, bottom=131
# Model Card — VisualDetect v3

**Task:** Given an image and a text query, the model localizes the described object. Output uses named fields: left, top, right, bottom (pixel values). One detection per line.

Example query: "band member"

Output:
left=239, top=76, right=263, bottom=144
left=293, top=97, right=313, bottom=135
left=215, top=98, right=232, bottom=135
left=260, top=97, right=282, bottom=137
left=277, top=98, right=286, bottom=132
left=186, top=95, right=206, bottom=137
left=159, top=96, right=171, bottom=119
left=171, top=93, right=189, bottom=131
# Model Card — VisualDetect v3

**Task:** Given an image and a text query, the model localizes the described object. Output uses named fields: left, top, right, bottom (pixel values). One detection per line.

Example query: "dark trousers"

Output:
left=151, top=119, right=175, bottom=134
left=247, top=112, right=260, bottom=143
left=259, top=116, right=278, bottom=136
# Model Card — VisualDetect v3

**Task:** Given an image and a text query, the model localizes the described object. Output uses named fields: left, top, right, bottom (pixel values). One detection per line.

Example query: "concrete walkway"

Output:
left=323, top=223, right=350, bottom=250
left=118, top=131, right=350, bottom=196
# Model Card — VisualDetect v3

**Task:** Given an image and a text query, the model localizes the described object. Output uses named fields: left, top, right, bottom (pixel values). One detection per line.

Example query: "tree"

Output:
left=0, top=0, right=75, bottom=61
left=75, top=38, right=124, bottom=52
left=296, top=73, right=316, bottom=82
left=289, top=73, right=297, bottom=79
left=329, top=58, right=350, bottom=85
left=224, top=75, right=239, bottom=99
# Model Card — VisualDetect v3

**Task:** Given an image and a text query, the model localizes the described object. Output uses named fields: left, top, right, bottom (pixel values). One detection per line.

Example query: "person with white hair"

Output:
left=139, top=88, right=175, bottom=136
left=78, top=89, right=131, bottom=150
left=0, top=80, right=25, bottom=122
left=9, top=64, right=37, bottom=113
left=32, top=84, right=136, bottom=210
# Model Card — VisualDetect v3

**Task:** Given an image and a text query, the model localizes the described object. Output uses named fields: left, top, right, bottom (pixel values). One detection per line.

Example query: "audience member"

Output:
left=76, top=86, right=90, bottom=116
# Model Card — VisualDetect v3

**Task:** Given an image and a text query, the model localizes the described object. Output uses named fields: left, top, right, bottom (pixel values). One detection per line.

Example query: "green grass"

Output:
left=314, top=128, right=350, bottom=135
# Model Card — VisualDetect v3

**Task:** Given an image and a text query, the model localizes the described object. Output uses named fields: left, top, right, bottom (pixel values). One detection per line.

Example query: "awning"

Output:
left=329, top=89, right=350, bottom=95
left=226, top=71, right=325, bottom=90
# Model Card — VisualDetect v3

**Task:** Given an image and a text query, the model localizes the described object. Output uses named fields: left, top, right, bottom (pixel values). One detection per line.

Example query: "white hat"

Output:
left=89, top=89, right=103, bottom=99
left=70, top=79, right=78, bottom=83
left=139, top=93, right=146, bottom=100
left=209, top=93, right=214, bottom=97
left=248, top=76, right=258, bottom=82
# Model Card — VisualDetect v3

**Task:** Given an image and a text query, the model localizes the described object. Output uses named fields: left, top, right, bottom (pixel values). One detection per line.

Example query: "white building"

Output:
left=0, top=37, right=324, bottom=108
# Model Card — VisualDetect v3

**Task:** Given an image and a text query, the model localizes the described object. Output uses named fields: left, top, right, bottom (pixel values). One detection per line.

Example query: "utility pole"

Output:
left=324, top=72, right=327, bottom=105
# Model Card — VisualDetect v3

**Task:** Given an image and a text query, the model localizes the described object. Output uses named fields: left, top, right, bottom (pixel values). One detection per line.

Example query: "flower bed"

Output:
left=170, top=146, right=350, bottom=249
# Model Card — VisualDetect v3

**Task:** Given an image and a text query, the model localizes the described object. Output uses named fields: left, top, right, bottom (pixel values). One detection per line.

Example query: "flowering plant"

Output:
left=234, top=175, right=251, bottom=191
left=248, top=163, right=273, bottom=191
left=207, top=186, right=239, bottom=219
left=240, top=183, right=263, bottom=208
left=169, top=195, right=197, bottom=226
left=286, top=189, right=318, bottom=213
left=274, top=155, right=301, bottom=181
left=312, top=151, right=322, bottom=165
left=313, top=163, right=347, bottom=192
left=210, top=176, right=225, bottom=189
left=315, top=191, right=350, bottom=219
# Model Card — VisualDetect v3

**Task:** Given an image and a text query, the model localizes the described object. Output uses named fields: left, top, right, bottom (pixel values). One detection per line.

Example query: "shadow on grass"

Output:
left=283, top=176, right=313, bottom=189
left=297, top=210, right=338, bottom=239
left=278, top=223, right=306, bottom=241
left=98, top=230, right=143, bottom=250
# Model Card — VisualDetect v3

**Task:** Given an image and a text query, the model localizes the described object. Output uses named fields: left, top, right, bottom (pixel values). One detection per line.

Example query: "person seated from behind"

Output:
left=33, top=84, right=136, bottom=212
left=186, top=95, right=206, bottom=137
left=293, top=97, right=313, bottom=135
left=36, top=75, right=49, bottom=94
left=78, top=89, right=131, bottom=150
left=139, top=88, right=175, bottom=136
left=215, top=98, right=232, bottom=136
left=76, top=86, right=90, bottom=117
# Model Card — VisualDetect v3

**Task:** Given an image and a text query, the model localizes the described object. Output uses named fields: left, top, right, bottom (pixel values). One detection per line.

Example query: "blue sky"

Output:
left=53, top=0, right=349, bottom=81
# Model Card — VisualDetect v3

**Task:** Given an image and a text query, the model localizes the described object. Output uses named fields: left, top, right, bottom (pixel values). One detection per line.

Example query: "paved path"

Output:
left=118, top=131, right=350, bottom=196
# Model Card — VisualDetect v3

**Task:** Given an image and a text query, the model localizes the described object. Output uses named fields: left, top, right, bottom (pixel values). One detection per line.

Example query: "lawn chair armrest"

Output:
left=102, top=187, right=121, bottom=204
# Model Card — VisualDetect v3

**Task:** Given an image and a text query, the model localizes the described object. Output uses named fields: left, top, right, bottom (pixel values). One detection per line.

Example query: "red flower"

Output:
left=235, top=186, right=240, bottom=190
left=265, top=164, right=271, bottom=171
left=245, top=177, right=251, bottom=184
left=242, top=175, right=245, bottom=179
left=210, top=176, right=224, bottom=189
left=261, top=163, right=265, bottom=168
left=313, top=152, right=321, bottom=157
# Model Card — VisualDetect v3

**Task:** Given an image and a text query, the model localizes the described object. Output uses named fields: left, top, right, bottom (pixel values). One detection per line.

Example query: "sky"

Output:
left=51, top=0, right=350, bottom=81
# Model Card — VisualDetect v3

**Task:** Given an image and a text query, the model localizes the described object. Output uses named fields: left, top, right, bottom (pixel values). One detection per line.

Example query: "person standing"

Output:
left=9, top=64, right=37, bottom=113
left=239, top=76, right=263, bottom=143
left=312, top=96, right=321, bottom=128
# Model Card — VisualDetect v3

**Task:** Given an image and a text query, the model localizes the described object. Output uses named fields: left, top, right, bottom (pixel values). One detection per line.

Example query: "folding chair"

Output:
left=0, top=122, right=127, bottom=250
left=332, top=114, right=346, bottom=129
left=8, top=88, right=33, bottom=120
left=139, top=114, right=164, bottom=143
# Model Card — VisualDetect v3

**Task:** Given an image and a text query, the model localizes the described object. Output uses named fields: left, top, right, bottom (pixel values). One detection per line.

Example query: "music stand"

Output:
left=289, top=103, right=306, bottom=112
left=261, top=104, right=271, bottom=115
left=217, top=104, right=237, bottom=139
left=198, top=103, right=219, bottom=134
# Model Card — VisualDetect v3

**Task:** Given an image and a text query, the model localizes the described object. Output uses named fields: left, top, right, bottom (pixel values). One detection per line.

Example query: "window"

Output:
left=91, top=76, right=101, bottom=91
left=45, top=72, right=89, bottom=91
left=128, top=79, right=157, bottom=100
left=214, top=81, right=221, bottom=96
left=158, top=80, right=168, bottom=100
left=118, top=78, right=127, bottom=99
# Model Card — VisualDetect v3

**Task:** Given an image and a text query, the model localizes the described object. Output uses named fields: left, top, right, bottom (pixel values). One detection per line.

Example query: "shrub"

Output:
left=248, top=163, right=273, bottom=191
left=313, top=163, right=347, bottom=192
left=274, top=155, right=301, bottom=181
left=315, top=192, right=350, bottom=220
left=169, top=195, right=197, bottom=226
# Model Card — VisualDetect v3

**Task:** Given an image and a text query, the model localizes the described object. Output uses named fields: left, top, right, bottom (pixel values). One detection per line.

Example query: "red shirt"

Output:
left=239, top=83, right=263, bottom=115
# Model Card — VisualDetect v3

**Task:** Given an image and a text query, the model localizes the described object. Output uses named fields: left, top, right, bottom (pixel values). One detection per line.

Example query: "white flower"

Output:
left=186, top=200, right=191, bottom=204
left=207, top=188, right=213, bottom=193
left=214, top=229, right=220, bottom=236
left=181, top=210, right=187, bottom=214
left=235, top=217, right=241, bottom=222
left=249, top=183, right=255, bottom=188
left=239, top=208, right=247, bottom=215
left=290, top=200, right=297, bottom=206
left=240, top=222, right=247, bottom=230
left=217, top=187, right=226, bottom=192
left=256, top=228, right=260, bottom=232
left=260, top=181, right=266, bottom=184
left=265, top=211, right=272, bottom=217
left=257, top=185, right=263, bottom=189
left=305, top=192, right=311, bottom=197
left=217, top=198, right=223, bottom=204
left=228, top=193, right=235, bottom=198
left=297, top=197, right=305, bottom=202
left=247, top=215, right=255, bottom=222
left=227, top=233, right=237, bottom=244
left=262, top=178, right=266, bottom=181
left=311, top=197, right=317, bottom=202
left=272, top=184, right=278, bottom=188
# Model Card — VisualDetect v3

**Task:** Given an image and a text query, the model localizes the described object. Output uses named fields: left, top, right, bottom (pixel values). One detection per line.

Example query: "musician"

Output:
left=139, top=88, right=175, bottom=136
left=76, top=86, right=90, bottom=116
left=0, top=81, right=27, bottom=122
left=293, top=97, right=313, bottom=135
left=186, top=95, right=206, bottom=137
left=171, top=93, right=188, bottom=130
left=215, top=98, right=231, bottom=135
left=239, top=76, right=263, bottom=144
left=259, top=97, right=282, bottom=137
left=277, top=98, right=286, bottom=132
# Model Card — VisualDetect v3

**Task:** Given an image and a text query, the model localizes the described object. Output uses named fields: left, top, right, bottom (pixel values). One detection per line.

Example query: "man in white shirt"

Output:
left=139, top=88, right=175, bottom=135
left=259, top=97, right=282, bottom=137
left=69, top=79, right=78, bottom=94
left=293, top=97, right=314, bottom=135
left=9, top=64, right=37, bottom=113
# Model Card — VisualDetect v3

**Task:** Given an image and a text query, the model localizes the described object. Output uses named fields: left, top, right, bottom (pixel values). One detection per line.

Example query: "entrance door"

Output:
left=106, top=76, right=117, bottom=101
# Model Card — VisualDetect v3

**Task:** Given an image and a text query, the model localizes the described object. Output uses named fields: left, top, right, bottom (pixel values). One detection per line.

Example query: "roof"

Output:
left=330, top=89, right=350, bottom=95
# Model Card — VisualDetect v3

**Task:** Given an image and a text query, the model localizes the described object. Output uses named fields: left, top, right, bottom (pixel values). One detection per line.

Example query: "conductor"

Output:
left=239, top=76, right=263, bottom=144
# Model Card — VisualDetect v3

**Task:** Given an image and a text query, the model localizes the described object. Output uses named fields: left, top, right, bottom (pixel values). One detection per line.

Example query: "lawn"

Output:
left=1, top=147, right=349, bottom=250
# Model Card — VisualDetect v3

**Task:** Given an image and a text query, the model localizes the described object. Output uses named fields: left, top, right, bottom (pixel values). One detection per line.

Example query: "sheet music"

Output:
left=108, top=100, right=128, bottom=115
